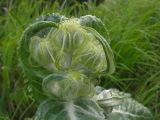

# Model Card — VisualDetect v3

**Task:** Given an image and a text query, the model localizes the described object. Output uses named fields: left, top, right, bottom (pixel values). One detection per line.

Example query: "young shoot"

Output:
left=19, top=13, right=152, bottom=120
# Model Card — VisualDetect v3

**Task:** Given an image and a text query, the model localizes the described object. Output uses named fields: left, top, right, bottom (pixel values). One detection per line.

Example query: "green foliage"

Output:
left=87, top=0, right=160, bottom=119
left=35, top=99, right=105, bottom=120
left=18, top=14, right=115, bottom=103
left=96, top=88, right=152, bottom=120
left=0, top=0, right=159, bottom=119
left=18, top=12, right=152, bottom=119
left=42, top=71, right=95, bottom=100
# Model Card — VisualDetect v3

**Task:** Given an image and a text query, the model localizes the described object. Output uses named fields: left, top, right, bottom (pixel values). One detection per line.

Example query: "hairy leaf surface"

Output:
left=96, top=89, right=152, bottom=120
left=35, top=99, right=105, bottom=120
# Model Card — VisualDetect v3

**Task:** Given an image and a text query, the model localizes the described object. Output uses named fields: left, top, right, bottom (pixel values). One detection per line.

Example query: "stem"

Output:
left=65, top=100, right=77, bottom=120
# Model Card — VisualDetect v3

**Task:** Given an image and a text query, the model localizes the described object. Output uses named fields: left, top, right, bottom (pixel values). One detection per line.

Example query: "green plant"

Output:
left=1, top=0, right=159, bottom=119
left=18, top=13, right=153, bottom=120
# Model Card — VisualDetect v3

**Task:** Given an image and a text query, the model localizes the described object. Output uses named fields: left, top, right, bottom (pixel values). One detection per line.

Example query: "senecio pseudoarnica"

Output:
left=19, top=13, right=152, bottom=120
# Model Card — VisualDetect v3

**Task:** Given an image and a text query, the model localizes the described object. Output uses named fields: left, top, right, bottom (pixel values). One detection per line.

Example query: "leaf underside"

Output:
left=96, top=89, right=152, bottom=120
left=35, top=99, right=105, bottom=120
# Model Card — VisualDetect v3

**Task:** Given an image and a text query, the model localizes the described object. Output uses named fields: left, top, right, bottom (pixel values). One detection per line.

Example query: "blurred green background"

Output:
left=0, top=0, right=160, bottom=119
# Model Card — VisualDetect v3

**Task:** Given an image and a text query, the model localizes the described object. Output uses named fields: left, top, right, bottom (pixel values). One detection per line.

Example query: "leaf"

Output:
left=83, top=27, right=115, bottom=74
left=79, top=15, right=109, bottom=40
left=107, top=98, right=153, bottom=120
left=96, top=89, right=131, bottom=107
left=19, top=21, right=59, bottom=101
left=35, top=99, right=105, bottom=120
left=35, top=13, right=66, bottom=23
left=42, top=72, right=95, bottom=100
left=95, top=89, right=152, bottom=120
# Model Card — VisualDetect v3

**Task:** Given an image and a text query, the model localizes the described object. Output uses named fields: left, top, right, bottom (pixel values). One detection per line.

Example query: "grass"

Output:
left=0, top=0, right=160, bottom=119
left=89, top=0, right=160, bottom=119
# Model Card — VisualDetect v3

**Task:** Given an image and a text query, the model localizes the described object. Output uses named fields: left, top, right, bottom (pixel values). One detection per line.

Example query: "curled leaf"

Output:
left=42, top=71, right=95, bottom=100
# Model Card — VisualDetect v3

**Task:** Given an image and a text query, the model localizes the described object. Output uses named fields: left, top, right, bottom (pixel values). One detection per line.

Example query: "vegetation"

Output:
left=0, top=0, right=159, bottom=119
